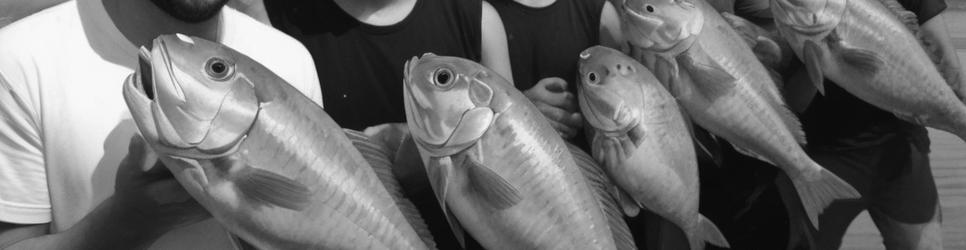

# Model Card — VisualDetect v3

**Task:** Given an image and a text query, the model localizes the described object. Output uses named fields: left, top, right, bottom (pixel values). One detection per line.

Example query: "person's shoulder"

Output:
left=0, top=1, right=80, bottom=56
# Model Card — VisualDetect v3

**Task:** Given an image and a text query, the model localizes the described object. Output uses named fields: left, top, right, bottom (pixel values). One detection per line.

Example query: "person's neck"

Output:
left=103, top=0, right=222, bottom=49
left=333, top=0, right=416, bottom=26
left=513, top=0, right=557, bottom=8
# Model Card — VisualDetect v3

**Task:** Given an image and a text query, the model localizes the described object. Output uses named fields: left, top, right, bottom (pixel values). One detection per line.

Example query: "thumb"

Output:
left=537, top=77, right=568, bottom=93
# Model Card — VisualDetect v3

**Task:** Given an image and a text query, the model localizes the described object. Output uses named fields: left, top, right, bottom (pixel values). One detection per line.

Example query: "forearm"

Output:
left=920, top=12, right=965, bottom=95
left=3, top=197, right=167, bottom=250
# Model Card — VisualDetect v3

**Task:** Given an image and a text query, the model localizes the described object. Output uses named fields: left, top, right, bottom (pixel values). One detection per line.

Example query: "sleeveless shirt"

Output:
left=265, top=0, right=482, bottom=130
left=489, top=0, right=605, bottom=91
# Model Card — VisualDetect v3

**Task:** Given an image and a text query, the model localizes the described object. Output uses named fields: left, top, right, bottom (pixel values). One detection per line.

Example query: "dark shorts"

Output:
left=807, top=132, right=939, bottom=223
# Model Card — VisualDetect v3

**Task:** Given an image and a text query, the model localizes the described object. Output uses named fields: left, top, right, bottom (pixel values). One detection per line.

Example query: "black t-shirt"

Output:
left=800, top=0, right=946, bottom=149
left=264, top=0, right=482, bottom=130
left=489, top=0, right=605, bottom=91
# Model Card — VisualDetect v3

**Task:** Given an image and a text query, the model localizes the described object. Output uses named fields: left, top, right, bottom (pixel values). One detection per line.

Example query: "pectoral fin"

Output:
left=835, top=45, right=884, bottom=75
left=827, top=30, right=884, bottom=76
left=234, top=163, right=312, bottom=211
left=678, top=51, right=738, bottom=100
left=462, top=154, right=522, bottom=210
left=803, top=40, right=826, bottom=95
left=729, top=143, right=775, bottom=165
left=427, top=156, right=465, bottom=247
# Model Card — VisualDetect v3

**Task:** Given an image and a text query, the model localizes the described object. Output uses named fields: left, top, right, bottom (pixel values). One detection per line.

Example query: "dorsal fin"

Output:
left=343, top=129, right=438, bottom=249
left=566, top=143, right=638, bottom=250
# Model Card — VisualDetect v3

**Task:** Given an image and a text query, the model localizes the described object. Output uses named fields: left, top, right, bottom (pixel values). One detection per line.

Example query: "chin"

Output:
left=149, top=0, right=230, bottom=23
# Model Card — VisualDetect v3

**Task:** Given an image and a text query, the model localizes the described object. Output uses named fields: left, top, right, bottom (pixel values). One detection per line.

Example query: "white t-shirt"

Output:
left=0, top=0, right=323, bottom=249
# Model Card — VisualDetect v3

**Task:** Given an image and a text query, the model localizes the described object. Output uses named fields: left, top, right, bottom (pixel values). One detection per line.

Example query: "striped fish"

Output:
left=771, top=0, right=966, bottom=141
left=122, top=34, right=434, bottom=250
left=577, top=46, right=729, bottom=250
left=402, top=53, right=621, bottom=249
left=621, top=0, right=861, bottom=228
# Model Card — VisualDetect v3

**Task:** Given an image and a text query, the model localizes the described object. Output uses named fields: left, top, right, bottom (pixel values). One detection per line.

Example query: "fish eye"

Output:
left=434, top=68, right=454, bottom=87
left=587, top=72, right=599, bottom=84
left=205, top=57, right=234, bottom=81
left=645, top=4, right=655, bottom=12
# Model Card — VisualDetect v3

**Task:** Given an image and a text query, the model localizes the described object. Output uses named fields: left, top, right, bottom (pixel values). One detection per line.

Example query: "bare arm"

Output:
left=599, top=1, right=624, bottom=50
left=0, top=138, right=209, bottom=250
left=480, top=1, right=514, bottom=83
left=920, top=11, right=966, bottom=102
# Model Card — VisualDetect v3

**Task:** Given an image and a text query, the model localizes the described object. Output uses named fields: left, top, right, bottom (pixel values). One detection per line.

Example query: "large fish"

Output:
left=122, top=34, right=435, bottom=250
left=577, top=46, right=728, bottom=250
left=402, top=53, right=623, bottom=249
left=620, top=0, right=860, bottom=227
left=770, top=0, right=966, bottom=141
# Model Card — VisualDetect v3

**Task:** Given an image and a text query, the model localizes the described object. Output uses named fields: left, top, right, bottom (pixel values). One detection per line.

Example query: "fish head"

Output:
left=577, top=46, right=646, bottom=133
left=123, top=34, right=259, bottom=159
left=621, top=0, right=703, bottom=55
left=770, top=0, right=844, bottom=38
left=403, top=53, right=500, bottom=156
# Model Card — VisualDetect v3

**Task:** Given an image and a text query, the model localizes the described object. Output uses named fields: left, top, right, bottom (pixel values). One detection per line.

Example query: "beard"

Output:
left=149, top=0, right=229, bottom=23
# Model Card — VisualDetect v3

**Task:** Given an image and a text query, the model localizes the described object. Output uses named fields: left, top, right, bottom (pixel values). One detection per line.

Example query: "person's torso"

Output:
left=489, top=0, right=604, bottom=91
left=1, top=1, right=320, bottom=248
left=265, top=0, right=483, bottom=130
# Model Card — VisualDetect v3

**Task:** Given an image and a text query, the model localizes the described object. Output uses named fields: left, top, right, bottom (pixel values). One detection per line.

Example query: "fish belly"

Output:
left=202, top=98, right=428, bottom=250
left=826, top=0, right=966, bottom=136
left=447, top=112, right=616, bottom=250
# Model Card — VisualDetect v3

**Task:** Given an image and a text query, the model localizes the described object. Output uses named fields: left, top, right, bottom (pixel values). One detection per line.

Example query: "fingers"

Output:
left=535, top=77, right=568, bottom=93
left=526, top=79, right=579, bottom=111
left=534, top=103, right=583, bottom=137
left=146, top=179, right=194, bottom=205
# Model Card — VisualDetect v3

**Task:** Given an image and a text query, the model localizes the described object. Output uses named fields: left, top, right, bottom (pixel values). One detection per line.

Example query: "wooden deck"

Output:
left=840, top=8, right=966, bottom=249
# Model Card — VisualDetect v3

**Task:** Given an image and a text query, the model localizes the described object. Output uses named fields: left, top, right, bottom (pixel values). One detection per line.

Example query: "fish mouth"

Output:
left=578, top=86, right=630, bottom=134
left=135, top=46, right=156, bottom=100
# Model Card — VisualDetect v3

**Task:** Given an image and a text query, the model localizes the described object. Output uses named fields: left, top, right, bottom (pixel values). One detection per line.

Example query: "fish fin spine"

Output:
left=565, top=142, right=638, bottom=250
left=792, top=166, right=861, bottom=228
left=677, top=51, right=738, bottom=100
left=345, top=129, right=437, bottom=249
left=803, top=40, right=826, bottom=95
left=236, top=167, right=312, bottom=211
left=428, top=156, right=466, bottom=248
left=695, top=215, right=730, bottom=248
left=463, top=155, right=523, bottom=210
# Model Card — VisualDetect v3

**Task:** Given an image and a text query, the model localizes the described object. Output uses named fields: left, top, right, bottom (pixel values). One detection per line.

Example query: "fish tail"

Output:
left=690, top=215, right=729, bottom=249
left=791, top=166, right=861, bottom=229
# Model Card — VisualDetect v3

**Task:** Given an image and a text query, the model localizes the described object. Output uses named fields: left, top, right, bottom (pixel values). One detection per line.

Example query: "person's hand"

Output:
left=523, top=77, right=583, bottom=139
left=111, top=136, right=210, bottom=244
left=943, top=62, right=966, bottom=104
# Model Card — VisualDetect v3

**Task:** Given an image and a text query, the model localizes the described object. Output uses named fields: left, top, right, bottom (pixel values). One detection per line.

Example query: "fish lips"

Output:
left=124, top=47, right=161, bottom=149
left=578, top=85, right=632, bottom=134
left=124, top=46, right=195, bottom=157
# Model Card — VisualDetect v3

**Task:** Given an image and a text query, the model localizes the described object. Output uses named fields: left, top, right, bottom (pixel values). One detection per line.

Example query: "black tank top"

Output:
left=264, top=0, right=482, bottom=130
left=489, top=0, right=605, bottom=91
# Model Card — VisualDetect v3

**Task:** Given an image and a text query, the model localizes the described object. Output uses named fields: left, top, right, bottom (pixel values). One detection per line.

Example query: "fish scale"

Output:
left=229, top=90, right=422, bottom=249
left=403, top=54, right=621, bottom=249
left=622, top=0, right=860, bottom=229
left=772, top=0, right=966, bottom=141
left=123, top=34, right=433, bottom=250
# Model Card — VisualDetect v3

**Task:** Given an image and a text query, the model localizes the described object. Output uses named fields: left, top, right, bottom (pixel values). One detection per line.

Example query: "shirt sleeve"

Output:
left=0, top=70, right=51, bottom=224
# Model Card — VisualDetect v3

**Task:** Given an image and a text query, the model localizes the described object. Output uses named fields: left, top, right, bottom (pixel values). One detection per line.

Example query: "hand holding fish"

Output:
left=109, top=136, right=211, bottom=247
left=523, top=77, right=583, bottom=139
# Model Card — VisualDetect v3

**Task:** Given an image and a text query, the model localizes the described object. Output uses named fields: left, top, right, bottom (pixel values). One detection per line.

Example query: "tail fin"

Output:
left=792, top=167, right=861, bottom=228
left=689, top=215, right=729, bottom=250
